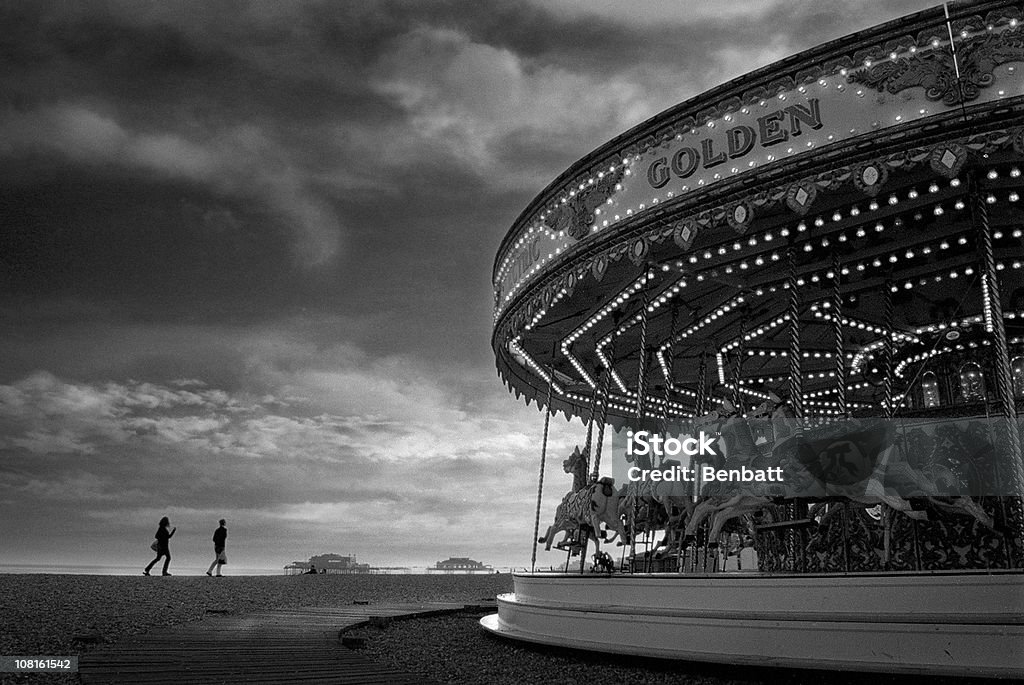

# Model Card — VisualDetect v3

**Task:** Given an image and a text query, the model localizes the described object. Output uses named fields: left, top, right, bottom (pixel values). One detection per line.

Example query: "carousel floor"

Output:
left=481, top=570, right=1024, bottom=678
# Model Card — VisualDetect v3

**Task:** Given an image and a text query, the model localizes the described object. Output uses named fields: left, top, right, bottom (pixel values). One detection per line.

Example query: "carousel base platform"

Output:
left=480, top=570, right=1024, bottom=678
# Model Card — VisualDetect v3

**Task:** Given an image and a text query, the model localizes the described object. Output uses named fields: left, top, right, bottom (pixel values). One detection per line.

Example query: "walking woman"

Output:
left=144, top=516, right=176, bottom=576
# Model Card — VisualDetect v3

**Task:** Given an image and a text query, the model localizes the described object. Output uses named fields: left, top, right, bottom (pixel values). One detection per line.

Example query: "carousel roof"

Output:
left=492, top=1, right=1024, bottom=427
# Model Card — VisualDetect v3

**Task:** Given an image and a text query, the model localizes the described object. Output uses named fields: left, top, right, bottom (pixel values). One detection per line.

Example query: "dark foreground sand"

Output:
left=0, top=573, right=509, bottom=684
left=0, top=574, right=996, bottom=685
left=360, top=612, right=997, bottom=685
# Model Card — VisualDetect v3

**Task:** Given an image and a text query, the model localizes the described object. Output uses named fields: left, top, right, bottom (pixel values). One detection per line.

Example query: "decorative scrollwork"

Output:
left=849, top=28, right=1024, bottom=105
left=549, top=167, right=625, bottom=241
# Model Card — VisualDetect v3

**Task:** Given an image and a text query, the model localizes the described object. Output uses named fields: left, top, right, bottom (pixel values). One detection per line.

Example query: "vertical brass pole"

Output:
left=630, top=276, right=653, bottom=570
left=832, top=253, right=847, bottom=417
left=530, top=371, right=556, bottom=574
left=786, top=248, right=804, bottom=571
left=590, top=320, right=619, bottom=484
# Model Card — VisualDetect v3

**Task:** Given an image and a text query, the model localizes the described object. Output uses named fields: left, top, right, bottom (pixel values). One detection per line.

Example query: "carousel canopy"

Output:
left=492, top=1, right=1024, bottom=428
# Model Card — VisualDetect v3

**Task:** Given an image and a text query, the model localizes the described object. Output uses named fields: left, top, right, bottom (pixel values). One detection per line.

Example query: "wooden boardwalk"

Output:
left=80, top=602, right=486, bottom=684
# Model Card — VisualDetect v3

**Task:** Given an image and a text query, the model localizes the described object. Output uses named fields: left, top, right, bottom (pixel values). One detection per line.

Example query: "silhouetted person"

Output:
left=144, top=516, right=176, bottom=576
left=305, top=564, right=318, bottom=574
left=206, top=519, right=228, bottom=577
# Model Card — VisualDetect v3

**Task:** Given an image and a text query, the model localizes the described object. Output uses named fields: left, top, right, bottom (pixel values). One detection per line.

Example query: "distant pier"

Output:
left=284, top=553, right=411, bottom=575
left=426, top=557, right=495, bottom=574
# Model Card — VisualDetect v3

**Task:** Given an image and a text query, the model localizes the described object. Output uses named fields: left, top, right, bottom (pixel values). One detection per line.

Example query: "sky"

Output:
left=0, top=0, right=941, bottom=572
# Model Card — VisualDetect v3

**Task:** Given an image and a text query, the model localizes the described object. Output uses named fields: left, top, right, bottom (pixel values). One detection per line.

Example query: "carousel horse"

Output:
left=619, top=425, right=692, bottom=539
left=538, top=446, right=629, bottom=551
left=548, top=446, right=589, bottom=548
left=565, top=445, right=588, bottom=492
left=772, top=397, right=928, bottom=565
left=917, top=463, right=995, bottom=531
left=803, top=423, right=996, bottom=565
left=682, top=397, right=782, bottom=544
left=847, top=437, right=995, bottom=530
left=621, top=458, right=695, bottom=528
left=649, top=465, right=697, bottom=530
left=617, top=481, right=664, bottom=541
left=538, top=445, right=590, bottom=549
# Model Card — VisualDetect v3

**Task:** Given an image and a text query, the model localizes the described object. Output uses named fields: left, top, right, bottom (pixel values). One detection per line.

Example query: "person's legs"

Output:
left=144, top=554, right=160, bottom=574
left=215, top=561, right=223, bottom=576
left=207, top=557, right=217, bottom=575
left=162, top=552, right=171, bottom=575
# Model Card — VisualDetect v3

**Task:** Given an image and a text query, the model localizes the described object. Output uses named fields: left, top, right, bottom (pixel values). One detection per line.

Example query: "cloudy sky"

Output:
left=0, top=0, right=940, bottom=572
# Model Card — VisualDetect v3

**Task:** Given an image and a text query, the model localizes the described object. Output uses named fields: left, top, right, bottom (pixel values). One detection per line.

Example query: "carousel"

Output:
left=481, top=1, right=1024, bottom=678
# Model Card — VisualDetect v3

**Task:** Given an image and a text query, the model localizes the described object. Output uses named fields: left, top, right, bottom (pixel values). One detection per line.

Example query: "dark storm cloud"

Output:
left=0, top=0, right=943, bottom=568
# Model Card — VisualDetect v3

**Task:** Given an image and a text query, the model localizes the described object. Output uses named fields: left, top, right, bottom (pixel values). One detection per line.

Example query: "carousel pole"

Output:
left=787, top=249, right=804, bottom=418
left=630, top=271, right=654, bottom=572
left=786, top=248, right=805, bottom=572
left=973, top=176, right=1024, bottom=562
left=881, top=280, right=897, bottom=572
left=696, top=350, right=709, bottom=417
left=660, top=305, right=680, bottom=434
left=578, top=384, right=601, bottom=574
left=530, top=368, right=556, bottom=574
left=635, top=270, right=653, bottom=426
left=723, top=306, right=749, bottom=573
left=692, top=348, right=709, bottom=573
left=661, top=305, right=689, bottom=569
left=882, top=282, right=896, bottom=418
left=731, top=307, right=748, bottom=414
left=582, top=385, right=599, bottom=478
left=831, top=255, right=852, bottom=571
left=590, top=323, right=619, bottom=484
left=831, top=254, right=847, bottom=418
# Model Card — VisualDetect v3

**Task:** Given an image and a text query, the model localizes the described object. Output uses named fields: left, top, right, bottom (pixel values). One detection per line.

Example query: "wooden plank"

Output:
left=78, top=603, right=484, bottom=684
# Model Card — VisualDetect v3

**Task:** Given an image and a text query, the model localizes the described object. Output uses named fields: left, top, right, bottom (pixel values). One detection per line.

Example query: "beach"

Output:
left=2, top=572, right=997, bottom=685
left=362, top=612, right=997, bottom=685
left=0, top=572, right=510, bottom=684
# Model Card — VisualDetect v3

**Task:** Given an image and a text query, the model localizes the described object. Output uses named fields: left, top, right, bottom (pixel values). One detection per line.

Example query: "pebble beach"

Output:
left=0, top=573, right=997, bottom=685
left=0, top=572, right=508, bottom=684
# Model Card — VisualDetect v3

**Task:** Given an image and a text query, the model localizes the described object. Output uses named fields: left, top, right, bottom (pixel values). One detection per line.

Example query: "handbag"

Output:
left=150, top=540, right=158, bottom=552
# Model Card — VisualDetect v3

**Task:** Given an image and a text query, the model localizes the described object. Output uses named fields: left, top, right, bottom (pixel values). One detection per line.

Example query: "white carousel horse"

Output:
left=538, top=446, right=630, bottom=551
left=539, top=445, right=590, bottom=550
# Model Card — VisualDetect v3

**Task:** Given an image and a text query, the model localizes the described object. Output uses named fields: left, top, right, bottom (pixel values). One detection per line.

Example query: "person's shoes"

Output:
left=215, top=574, right=223, bottom=577
left=143, top=570, right=150, bottom=576
left=206, top=571, right=212, bottom=576
left=162, top=572, right=172, bottom=576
